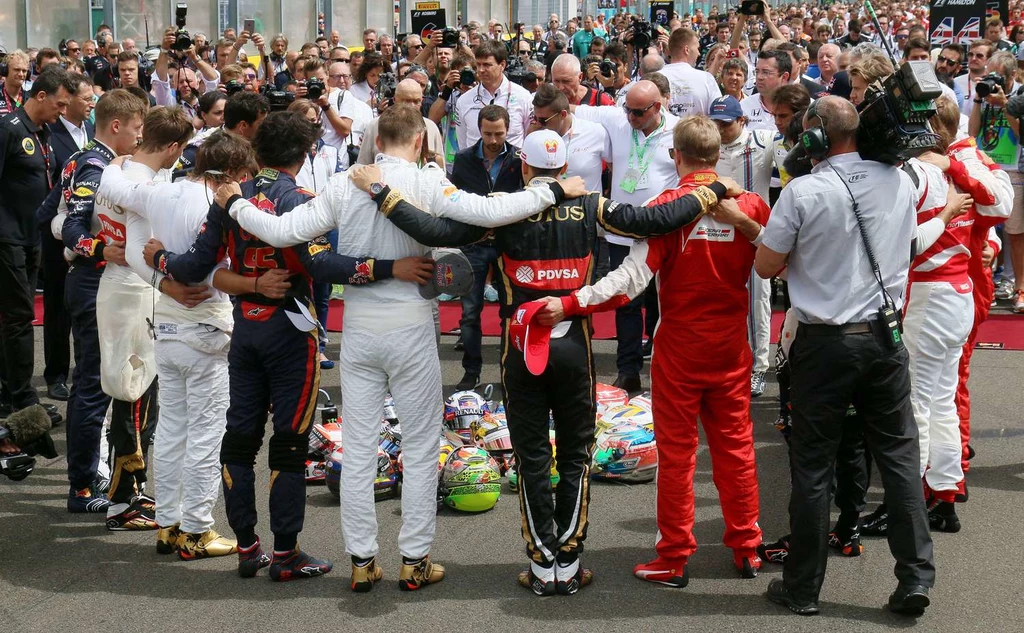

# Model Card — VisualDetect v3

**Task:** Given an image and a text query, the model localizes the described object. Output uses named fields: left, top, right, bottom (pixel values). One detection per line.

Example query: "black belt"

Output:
left=801, top=321, right=873, bottom=336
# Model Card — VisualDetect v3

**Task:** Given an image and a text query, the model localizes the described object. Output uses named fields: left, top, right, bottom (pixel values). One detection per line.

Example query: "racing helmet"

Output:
left=598, top=404, right=654, bottom=434
left=628, top=392, right=652, bottom=412
left=382, top=393, right=399, bottom=423
left=443, top=390, right=489, bottom=440
left=379, top=422, right=402, bottom=461
left=440, top=446, right=502, bottom=512
left=595, top=382, right=630, bottom=413
left=471, top=411, right=513, bottom=453
left=592, top=421, right=658, bottom=483
left=324, top=446, right=401, bottom=501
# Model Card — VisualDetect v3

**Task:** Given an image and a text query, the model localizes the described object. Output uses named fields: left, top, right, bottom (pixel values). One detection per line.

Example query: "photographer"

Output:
left=428, top=52, right=476, bottom=170
left=153, top=27, right=222, bottom=117
left=956, top=39, right=993, bottom=116
left=552, top=54, right=614, bottom=106
left=585, top=42, right=633, bottom=106
left=754, top=97, right=935, bottom=617
left=306, top=57, right=371, bottom=171
left=357, top=79, right=444, bottom=169
left=454, top=40, right=532, bottom=149
left=349, top=51, right=387, bottom=106
left=977, top=50, right=1024, bottom=312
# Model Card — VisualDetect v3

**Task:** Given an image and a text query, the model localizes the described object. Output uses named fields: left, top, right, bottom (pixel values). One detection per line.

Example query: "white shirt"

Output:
left=227, top=154, right=559, bottom=308
left=575, top=106, right=680, bottom=246
left=658, top=61, right=722, bottom=119
left=60, top=116, right=88, bottom=149
left=455, top=76, right=533, bottom=149
left=98, top=162, right=232, bottom=332
left=321, top=88, right=374, bottom=169
left=298, top=142, right=343, bottom=194
left=761, top=152, right=916, bottom=325
left=356, top=116, right=446, bottom=170
left=562, top=115, right=611, bottom=193
left=152, top=68, right=222, bottom=107
left=740, top=94, right=776, bottom=132
left=954, top=74, right=976, bottom=116
left=347, top=81, right=374, bottom=104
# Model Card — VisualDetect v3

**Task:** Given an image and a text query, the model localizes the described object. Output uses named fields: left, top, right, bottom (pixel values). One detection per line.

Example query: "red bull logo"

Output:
left=436, top=263, right=453, bottom=287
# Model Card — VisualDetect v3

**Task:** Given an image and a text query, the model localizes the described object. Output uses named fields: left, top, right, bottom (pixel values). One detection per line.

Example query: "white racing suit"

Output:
left=905, top=155, right=1012, bottom=501
left=227, top=154, right=562, bottom=559
left=98, top=162, right=234, bottom=532
left=716, top=128, right=776, bottom=374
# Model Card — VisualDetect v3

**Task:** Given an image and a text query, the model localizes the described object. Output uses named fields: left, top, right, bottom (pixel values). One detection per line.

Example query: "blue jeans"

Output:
left=459, top=243, right=498, bottom=375
left=313, top=229, right=339, bottom=350
left=608, top=243, right=645, bottom=377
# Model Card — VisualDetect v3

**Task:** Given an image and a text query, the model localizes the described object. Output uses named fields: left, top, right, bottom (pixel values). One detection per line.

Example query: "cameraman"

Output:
left=585, top=42, right=633, bottom=107
left=552, top=54, right=614, bottom=106
left=754, top=97, right=935, bottom=616
left=153, top=28, right=222, bottom=115
left=977, top=50, right=1024, bottom=312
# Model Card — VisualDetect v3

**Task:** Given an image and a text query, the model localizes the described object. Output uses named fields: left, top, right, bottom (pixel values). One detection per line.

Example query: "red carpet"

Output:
left=33, top=296, right=1024, bottom=350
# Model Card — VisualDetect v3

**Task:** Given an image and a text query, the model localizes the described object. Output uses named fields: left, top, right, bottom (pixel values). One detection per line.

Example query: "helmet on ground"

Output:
left=324, top=446, right=400, bottom=501
left=471, top=411, right=513, bottom=453
left=595, top=382, right=629, bottom=413
left=628, top=392, right=652, bottom=412
left=379, top=422, right=402, bottom=461
left=598, top=404, right=654, bottom=434
left=592, top=421, right=658, bottom=483
left=440, top=446, right=502, bottom=512
left=443, top=390, right=489, bottom=440
left=308, top=421, right=343, bottom=461
left=305, top=459, right=328, bottom=483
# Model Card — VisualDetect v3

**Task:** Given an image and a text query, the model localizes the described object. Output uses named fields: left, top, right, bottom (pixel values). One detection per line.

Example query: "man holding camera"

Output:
left=754, top=97, right=935, bottom=617
left=969, top=50, right=1024, bottom=313
left=454, top=40, right=533, bottom=150
left=152, top=27, right=222, bottom=119
left=551, top=54, right=614, bottom=107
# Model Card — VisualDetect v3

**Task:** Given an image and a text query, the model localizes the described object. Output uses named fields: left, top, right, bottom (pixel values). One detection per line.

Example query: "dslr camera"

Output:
left=459, top=68, right=476, bottom=86
left=304, top=76, right=326, bottom=101
left=172, top=3, right=193, bottom=52
left=224, top=79, right=245, bottom=95
left=440, top=27, right=461, bottom=49
left=262, top=86, right=296, bottom=111
left=975, top=72, right=1005, bottom=98
left=739, top=0, right=766, bottom=16
left=600, top=58, right=617, bottom=78
left=376, top=71, right=398, bottom=104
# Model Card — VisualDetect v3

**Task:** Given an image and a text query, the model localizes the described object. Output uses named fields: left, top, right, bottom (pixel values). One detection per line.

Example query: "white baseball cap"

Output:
left=520, top=130, right=567, bottom=170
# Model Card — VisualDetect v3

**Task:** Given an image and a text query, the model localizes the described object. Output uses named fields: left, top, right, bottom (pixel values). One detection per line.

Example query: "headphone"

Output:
left=799, top=99, right=831, bottom=161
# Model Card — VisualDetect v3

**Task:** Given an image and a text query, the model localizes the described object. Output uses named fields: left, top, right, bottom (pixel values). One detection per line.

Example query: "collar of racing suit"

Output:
left=677, top=169, right=719, bottom=187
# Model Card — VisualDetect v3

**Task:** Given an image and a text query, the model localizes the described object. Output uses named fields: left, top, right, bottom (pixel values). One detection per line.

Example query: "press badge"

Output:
left=620, top=168, right=641, bottom=194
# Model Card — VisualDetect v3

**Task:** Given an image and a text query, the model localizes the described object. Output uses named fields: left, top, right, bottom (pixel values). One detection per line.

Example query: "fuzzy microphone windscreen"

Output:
left=6, top=404, right=53, bottom=445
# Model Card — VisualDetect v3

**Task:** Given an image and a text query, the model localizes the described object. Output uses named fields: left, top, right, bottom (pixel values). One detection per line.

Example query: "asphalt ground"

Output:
left=3, top=326, right=1024, bottom=633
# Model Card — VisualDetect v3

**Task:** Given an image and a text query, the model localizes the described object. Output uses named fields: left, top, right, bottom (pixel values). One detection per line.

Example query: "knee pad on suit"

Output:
left=268, top=433, right=308, bottom=473
left=220, top=430, right=263, bottom=467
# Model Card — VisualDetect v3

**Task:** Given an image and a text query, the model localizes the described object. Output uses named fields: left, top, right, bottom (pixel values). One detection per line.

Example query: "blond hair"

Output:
left=673, top=115, right=721, bottom=167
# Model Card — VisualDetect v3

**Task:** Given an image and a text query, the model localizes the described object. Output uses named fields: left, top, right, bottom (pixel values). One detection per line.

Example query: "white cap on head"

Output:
left=520, top=130, right=567, bottom=170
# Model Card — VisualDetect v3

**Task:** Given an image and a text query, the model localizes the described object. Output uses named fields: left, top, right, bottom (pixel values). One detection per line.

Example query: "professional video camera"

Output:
left=0, top=405, right=57, bottom=482
left=505, top=57, right=535, bottom=86
left=854, top=2, right=941, bottom=164
left=440, top=27, right=461, bottom=49
left=975, top=72, right=1005, bottom=98
left=376, top=70, right=397, bottom=105
left=631, top=19, right=654, bottom=51
left=304, top=76, right=325, bottom=101
left=172, top=3, right=192, bottom=52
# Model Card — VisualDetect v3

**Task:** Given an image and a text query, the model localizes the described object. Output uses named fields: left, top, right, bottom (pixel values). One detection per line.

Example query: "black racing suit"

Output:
left=152, top=168, right=398, bottom=549
left=369, top=177, right=727, bottom=564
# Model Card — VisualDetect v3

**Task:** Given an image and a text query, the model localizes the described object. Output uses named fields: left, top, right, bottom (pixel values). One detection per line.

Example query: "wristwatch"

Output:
left=369, top=182, right=386, bottom=198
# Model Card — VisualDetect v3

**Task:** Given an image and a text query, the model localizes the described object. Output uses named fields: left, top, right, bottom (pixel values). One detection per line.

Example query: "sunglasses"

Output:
left=969, top=52, right=989, bottom=59
left=623, top=102, right=657, bottom=117
left=531, top=111, right=562, bottom=125
left=936, top=55, right=958, bottom=66
left=68, top=47, right=81, bottom=53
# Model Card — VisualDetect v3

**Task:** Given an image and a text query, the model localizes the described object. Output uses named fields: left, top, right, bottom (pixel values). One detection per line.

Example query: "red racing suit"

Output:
left=562, top=170, right=771, bottom=561
left=945, top=138, right=1013, bottom=500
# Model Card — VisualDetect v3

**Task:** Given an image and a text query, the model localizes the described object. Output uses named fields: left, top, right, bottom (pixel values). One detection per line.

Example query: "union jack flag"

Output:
left=930, top=17, right=954, bottom=47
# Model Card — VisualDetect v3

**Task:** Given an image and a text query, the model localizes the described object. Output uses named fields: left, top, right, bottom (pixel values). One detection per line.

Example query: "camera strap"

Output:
left=827, top=159, right=903, bottom=348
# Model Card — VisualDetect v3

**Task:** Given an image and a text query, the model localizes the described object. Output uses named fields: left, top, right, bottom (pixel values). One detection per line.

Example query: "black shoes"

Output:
left=40, top=403, right=63, bottom=427
left=642, top=339, right=653, bottom=359
left=860, top=504, right=888, bottom=536
left=47, top=383, right=70, bottom=401
left=887, top=584, right=930, bottom=616
left=612, top=374, right=642, bottom=395
left=828, top=521, right=864, bottom=556
left=757, top=535, right=791, bottom=564
left=928, top=500, right=961, bottom=533
left=455, top=372, right=479, bottom=392
left=766, top=579, right=820, bottom=615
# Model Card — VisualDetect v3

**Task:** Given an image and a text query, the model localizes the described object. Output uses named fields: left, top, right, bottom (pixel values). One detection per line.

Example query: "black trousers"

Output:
left=785, top=324, right=935, bottom=601
left=41, top=234, right=70, bottom=386
left=221, top=306, right=321, bottom=543
left=108, top=378, right=159, bottom=504
left=607, top=243, right=644, bottom=377
left=501, top=318, right=596, bottom=564
left=0, top=242, right=40, bottom=408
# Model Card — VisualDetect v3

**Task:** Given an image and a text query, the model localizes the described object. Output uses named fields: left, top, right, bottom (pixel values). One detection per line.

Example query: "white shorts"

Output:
left=1001, top=172, right=1024, bottom=234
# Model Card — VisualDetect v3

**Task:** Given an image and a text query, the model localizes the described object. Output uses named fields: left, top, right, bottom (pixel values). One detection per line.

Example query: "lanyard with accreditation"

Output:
left=620, top=116, right=666, bottom=194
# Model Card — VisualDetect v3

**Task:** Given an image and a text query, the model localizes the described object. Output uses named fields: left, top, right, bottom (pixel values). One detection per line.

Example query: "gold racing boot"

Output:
left=398, top=556, right=446, bottom=591
left=351, top=557, right=384, bottom=593
left=156, top=524, right=181, bottom=555
left=178, top=529, right=239, bottom=560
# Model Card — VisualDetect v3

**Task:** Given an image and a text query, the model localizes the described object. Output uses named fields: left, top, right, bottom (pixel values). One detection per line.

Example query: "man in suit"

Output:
left=38, top=72, right=95, bottom=401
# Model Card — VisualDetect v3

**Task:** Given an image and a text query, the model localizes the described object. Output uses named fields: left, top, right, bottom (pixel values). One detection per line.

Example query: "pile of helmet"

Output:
left=319, top=392, right=402, bottom=502
left=591, top=393, right=658, bottom=484
left=438, top=390, right=503, bottom=512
